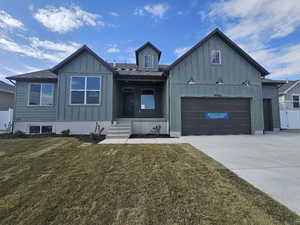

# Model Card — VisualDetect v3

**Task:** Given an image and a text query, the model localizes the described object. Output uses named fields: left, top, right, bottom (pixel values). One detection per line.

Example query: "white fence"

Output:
left=0, top=108, right=13, bottom=131
left=280, top=101, right=300, bottom=129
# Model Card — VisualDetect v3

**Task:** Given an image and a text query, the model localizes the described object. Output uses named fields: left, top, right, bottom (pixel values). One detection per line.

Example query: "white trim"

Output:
left=144, top=55, right=154, bottom=69
left=70, top=76, right=102, bottom=105
left=283, top=80, right=300, bottom=94
left=27, top=83, right=54, bottom=107
left=211, top=50, right=222, bottom=65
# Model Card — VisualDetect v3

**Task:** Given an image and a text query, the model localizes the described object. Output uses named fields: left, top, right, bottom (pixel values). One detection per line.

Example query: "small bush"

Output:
left=89, top=132, right=99, bottom=140
left=61, top=129, right=70, bottom=136
left=13, top=130, right=26, bottom=138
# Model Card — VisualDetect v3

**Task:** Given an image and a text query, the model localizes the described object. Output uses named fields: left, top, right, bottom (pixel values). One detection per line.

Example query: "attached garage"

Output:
left=181, top=97, right=251, bottom=135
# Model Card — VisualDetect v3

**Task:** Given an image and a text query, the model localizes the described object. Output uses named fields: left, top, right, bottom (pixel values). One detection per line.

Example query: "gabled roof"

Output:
left=51, top=45, right=115, bottom=73
left=279, top=80, right=300, bottom=94
left=6, top=70, right=57, bottom=81
left=135, top=42, right=162, bottom=65
left=168, top=28, right=270, bottom=76
left=0, top=81, right=15, bottom=94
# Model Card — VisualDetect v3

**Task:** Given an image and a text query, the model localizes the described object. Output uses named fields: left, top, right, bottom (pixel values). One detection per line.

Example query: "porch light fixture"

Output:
left=242, top=80, right=250, bottom=86
left=186, top=77, right=197, bottom=85
left=216, top=79, right=224, bottom=85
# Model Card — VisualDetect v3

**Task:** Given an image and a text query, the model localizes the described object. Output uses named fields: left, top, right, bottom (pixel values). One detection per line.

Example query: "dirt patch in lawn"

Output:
left=0, top=138, right=299, bottom=225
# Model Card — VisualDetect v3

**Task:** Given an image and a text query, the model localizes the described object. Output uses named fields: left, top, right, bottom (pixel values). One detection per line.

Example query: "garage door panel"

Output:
left=181, top=98, right=251, bottom=135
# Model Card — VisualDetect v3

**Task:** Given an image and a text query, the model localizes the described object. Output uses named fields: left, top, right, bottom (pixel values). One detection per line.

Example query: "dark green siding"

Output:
left=138, top=47, right=159, bottom=71
left=169, top=34, right=264, bottom=135
left=14, top=81, right=57, bottom=121
left=262, top=85, right=281, bottom=129
left=56, top=51, right=113, bottom=121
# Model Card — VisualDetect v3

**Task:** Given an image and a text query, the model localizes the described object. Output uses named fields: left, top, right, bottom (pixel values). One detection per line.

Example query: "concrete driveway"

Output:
left=180, top=132, right=300, bottom=215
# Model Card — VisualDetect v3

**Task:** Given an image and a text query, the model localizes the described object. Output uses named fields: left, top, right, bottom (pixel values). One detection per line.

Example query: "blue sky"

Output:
left=1, top=0, right=300, bottom=83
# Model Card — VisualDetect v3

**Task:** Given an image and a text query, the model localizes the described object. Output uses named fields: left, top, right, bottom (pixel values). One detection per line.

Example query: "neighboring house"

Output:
left=278, top=80, right=300, bottom=129
left=0, top=81, right=15, bottom=111
left=279, top=80, right=300, bottom=110
left=7, top=29, right=282, bottom=137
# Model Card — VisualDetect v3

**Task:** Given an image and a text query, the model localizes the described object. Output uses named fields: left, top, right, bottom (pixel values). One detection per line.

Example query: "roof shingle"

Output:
left=6, top=70, right=57, bottom=81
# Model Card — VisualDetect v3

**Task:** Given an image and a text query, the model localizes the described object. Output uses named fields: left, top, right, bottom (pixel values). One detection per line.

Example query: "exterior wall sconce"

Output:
left=242, top=80, right=250, bottom=86
left=216, top=79, right=224, bottom=85
left=186, top=77, right=197, bottom=85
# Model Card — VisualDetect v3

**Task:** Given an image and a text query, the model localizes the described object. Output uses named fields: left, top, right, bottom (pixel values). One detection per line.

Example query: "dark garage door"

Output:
left=181, top=98, right=251, bottom=135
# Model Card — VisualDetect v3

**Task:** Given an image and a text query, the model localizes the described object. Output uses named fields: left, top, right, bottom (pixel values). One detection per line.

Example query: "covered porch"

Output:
left=111, top=73, right=169, bottom=136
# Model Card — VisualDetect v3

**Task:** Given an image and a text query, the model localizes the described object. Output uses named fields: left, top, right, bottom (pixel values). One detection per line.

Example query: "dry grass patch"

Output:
left=0, top=138, right=299, bottom=225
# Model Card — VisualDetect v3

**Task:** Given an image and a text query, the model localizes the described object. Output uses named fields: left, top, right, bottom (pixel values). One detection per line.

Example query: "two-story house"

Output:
left=7, top=29, right=282, bottom=137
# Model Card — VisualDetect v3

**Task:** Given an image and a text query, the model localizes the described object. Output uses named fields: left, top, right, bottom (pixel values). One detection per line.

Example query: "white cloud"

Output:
left=134, top=3, right=169, bottom=19
left=0, top=37, right=81, bottom=62
left=109, top=12, right=119, bottom=17
left=174, top=46, right=191, bottom=58
left=208, top=0, right=300, bottom=42
left=134, top=8, right=144, bottom=16
left=204, top=0, right=300, bottom=78
left=107, top=45, right=120, bottom=53
left=33, top=5, right=104, bottom=33
left=0, top=10, right=24, bottom=31
left=29, top=37, right=81, bottom=53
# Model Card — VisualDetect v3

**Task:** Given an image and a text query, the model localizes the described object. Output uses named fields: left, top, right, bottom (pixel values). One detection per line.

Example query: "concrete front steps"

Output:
left=106, top=121, right=132, bottom=139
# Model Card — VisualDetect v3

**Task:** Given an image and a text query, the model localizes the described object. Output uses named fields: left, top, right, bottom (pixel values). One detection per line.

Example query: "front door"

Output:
left=123, top=92, right=135, bottom=117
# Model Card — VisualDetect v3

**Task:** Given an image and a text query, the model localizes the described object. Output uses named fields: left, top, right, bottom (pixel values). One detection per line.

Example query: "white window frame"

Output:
left=70, top=76, right=102, bottom=105
left=28, top=83, right=54, bottom=106
left=292, top=94, right=300, bottom=108
left=211, top=50, right=222, bottom=65
left=144, top=55, right=154, bottom=68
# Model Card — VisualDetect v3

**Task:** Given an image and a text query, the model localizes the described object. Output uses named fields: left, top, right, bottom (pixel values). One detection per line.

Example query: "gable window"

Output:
left=293, top=95, right=300, bottom=108
left=29, top=83, right=54, bottom=106
left=144, top=55, right=153, bottom=68
left=211, top=50, right=221, bottom=64
left=141, top=89, right=155, bottom=110
left=70, top=76, right=101, bottom=105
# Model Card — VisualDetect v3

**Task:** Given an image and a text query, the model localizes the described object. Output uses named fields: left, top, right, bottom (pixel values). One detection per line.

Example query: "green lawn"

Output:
left=0, top=138, right=299, bottom=225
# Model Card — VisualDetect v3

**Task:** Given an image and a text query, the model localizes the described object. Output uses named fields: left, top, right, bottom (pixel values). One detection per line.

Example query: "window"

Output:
left=29, top=126, right=40, bottom=134
left=144, top=55, right=153, bottom=68
left=29, top=84, right=54, bottom=106
left=211, top=50, right=221, bottom=64
left=42, top=126, right=53, bottom=133
left=293, top=95, right=300, bottom=108
left=29, top=125, right=53, bottom=134
left=70, top=76, right=101, bottom=105
left=141, top=90, right=155, bottom=110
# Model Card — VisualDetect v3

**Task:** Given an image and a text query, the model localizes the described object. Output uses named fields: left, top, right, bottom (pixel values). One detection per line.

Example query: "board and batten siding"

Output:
left=14, top=81, right=57, bottom=121
left=169, top=34, right=264, bottom=136
left=262, top=84, right=281, bottom=129
left=138, top=47, right=159, bottom=71
left=56, top=51, right=113, bottom=121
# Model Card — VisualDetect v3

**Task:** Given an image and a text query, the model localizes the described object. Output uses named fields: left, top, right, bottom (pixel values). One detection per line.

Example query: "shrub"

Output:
left=89, top=132, right=99, bottom=140
left=13, top=130, right=26, bottom=138
left=61, top=129, right=70, bottom=136
left=151, top=125, right=161, bottom=136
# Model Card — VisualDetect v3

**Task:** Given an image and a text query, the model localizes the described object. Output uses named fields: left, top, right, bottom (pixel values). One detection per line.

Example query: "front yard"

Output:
left=0, top=138, right=299, bottom=225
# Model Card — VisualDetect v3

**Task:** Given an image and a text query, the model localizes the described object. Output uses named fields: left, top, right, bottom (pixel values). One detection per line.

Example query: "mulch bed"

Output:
left=0, top=133, right=105, bottom=143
